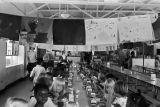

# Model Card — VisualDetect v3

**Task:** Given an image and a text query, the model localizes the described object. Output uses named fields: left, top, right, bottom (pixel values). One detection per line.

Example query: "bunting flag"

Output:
left=91, top=44, right=118, bottom=51
left=65, top=45, right=91, bottom=52
left=118, top=15, right=154, bottom=43
left=77, top=45, right=91, bottom=52
left=85, top=18, right=118, bottom=45
left=51, top=45, right=64, bottom=51
left=65, top=45, right=77, bottom=51
left=37, top=43, right=52, bottom=51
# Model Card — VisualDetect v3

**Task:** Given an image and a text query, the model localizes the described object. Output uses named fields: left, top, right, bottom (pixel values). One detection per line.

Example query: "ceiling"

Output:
left=1, top=0, right=160, bottom=19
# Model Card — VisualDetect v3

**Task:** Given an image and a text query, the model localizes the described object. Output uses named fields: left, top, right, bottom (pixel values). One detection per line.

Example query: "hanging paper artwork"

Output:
left=118, top=15, right=154, bottom=43
left=85, top=18, right=118, bottom=45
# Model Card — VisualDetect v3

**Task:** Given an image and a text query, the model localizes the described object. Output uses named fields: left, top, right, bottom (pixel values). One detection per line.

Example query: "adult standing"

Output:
left=43, top=53, right=50, bottom=69
left=27, top=46, right=37, bottom=76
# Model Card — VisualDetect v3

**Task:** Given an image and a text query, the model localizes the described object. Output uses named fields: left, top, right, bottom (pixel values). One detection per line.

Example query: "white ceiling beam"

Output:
left=9, top=2, right=25, bottom=15
left=83, top=5, right=88, bottom=18
left=4, top=0, right=160, bottom=7
left=101, top=6, right=121, bottom=18
left=46, top=4, right=52, bottom=16
left=108, top=13, right=118, bottom=18
left=29, top=4, right=44, bottom=17
left=70, top=4, right=94, bottom=19
left=96, top=5, right=99, bottom=17
left=27, top=3, right=47, bottom=15
left=48, top=12, right=59, bottom=18
left=119, top=12, right=126, bottom=17
left=39, top=9, right=154, bottom=13
left=44, top=17, right=89, bottom=19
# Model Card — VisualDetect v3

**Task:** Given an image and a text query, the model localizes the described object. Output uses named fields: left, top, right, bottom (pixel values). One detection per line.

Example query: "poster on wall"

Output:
left=22, top=17, right=52, bottom=44
left=118, top=15, right=154, bottom=43
left=12, top=42, right=19, bottom=56
left=0, top=13, right=21, bottom=41
left=85, top=18, right=118, bottom=45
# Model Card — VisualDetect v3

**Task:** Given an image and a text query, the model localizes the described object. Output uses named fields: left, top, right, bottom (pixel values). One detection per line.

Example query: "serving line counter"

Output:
left=132, top=58, right=160, bottom=76
left=101, top=62, right=160, bottom=106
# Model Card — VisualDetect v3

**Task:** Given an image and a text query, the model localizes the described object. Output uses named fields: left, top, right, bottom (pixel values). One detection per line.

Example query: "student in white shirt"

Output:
left=27, top=47, right=37, bottom=75
left=30, top=58, right=46, bottom=84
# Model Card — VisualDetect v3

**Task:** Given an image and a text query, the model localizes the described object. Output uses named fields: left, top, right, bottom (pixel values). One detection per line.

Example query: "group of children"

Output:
left=5, top=58, right=71, bottom=107
left=81, top=63, right=151, bottom=107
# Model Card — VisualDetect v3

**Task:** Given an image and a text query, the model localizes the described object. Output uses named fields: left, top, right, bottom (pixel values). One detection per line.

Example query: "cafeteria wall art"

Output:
left=118, top=15, right=154, bottom=43
left=21, top=17, right=52, bottom=44
left=85, top=18, right=118, bottom=45
left=0, top=13, right=21, bottom=41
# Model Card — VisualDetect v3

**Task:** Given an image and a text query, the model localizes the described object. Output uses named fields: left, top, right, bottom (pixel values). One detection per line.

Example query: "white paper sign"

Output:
left=85, top=18, right=118, bottom=45
left=118, top=15, right=154, bottom=43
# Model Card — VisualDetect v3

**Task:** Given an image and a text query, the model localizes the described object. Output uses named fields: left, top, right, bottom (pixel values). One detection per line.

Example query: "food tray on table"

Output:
left=89, top=98, right=106, bottom=107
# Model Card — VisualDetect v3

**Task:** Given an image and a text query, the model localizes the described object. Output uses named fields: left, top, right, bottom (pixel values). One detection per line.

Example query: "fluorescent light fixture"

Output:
left=60, top=13, right=70, bottom=19
left=104, top=0, right=119, bottom=3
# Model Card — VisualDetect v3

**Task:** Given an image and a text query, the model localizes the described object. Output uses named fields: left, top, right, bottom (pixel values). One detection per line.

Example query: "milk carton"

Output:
left=107, top=62, right=110, bottom=68
left=151, top=73, right=156, bottom=80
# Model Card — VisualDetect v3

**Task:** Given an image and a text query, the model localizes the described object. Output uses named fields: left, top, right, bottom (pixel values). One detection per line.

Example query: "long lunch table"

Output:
left=135, top=65, right=160, bottom=75
left=101, top=63, right=160, bottom=105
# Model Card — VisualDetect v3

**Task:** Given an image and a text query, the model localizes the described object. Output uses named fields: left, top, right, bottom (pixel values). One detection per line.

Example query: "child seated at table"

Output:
left=104, top=78, right=116, bottom=107
left=126, top=89, right=150, bottom=107
left=29, top=83, right=57, bottom=107
left=51, top=77, right=68, bottom=100
left=36, top=74, right=53, bottom=91
left=5, top=97, right=29, bottom=107
left=46, top=67, right=53, bottom=73
left=111, top=81, right=128, bottom=107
